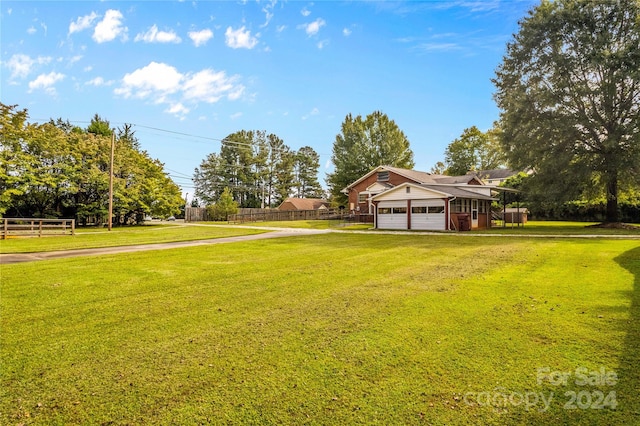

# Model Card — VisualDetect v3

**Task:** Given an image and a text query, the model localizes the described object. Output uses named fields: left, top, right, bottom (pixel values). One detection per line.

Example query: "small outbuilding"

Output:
left=503, top=208, right=528, bottom=224
left=278, top=198, right=330, bottom=211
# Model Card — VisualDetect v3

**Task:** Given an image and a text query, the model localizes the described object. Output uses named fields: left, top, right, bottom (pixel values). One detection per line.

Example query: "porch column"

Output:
left=407, top=199, right=411, bottom=230
left=445, top=198, right=450, bottom=231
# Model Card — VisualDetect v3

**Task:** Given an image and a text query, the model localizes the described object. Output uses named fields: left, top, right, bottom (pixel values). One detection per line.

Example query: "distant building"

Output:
left=278, top=198, right=330, bottom=211
left=473, top=169, right=519, bottom=186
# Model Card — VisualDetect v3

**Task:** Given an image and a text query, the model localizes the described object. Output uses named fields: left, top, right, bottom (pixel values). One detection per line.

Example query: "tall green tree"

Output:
left=443, top=125, right=506, bottom=175
left=327, top=111, right=414, bottom=204
left=193, top=152, right=225, bottom=205
left=86, top=114, right=112, bottom=136
left=1, top=103, right=183, bottom=222
left=493, top=0, right=640, bottom=223
left=264, top=133, right=293, bottom=207
left=206, top=187, right=238, bottom=221
left=193, top=130, right=298, bottom=208
left=1, top=104, right=39, bottom=215
left=294, top=146, right=324, bottom=199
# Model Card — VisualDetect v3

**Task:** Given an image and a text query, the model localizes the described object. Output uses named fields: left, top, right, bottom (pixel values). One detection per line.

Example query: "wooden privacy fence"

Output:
left=1, top=218, right=75, bottom=239
left=185, top=207, right=209, bottom=222
left=230, top=209, right=348, bottom=223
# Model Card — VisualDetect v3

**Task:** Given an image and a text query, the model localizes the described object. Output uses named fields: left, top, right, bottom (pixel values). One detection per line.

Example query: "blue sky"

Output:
left=1, top=0, right=536, bottom=198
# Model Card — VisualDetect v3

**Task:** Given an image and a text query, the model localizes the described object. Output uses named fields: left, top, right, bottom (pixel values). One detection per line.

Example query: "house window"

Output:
left=412, top=206, right=427, bottom=214
left=392, top=207, right=407, bottom=214
left=379, top=208, right=392, bottom=214
left=428, top=206, right=445, bottom=214
left=406, top=186, right=411, bottom=193
left=451, top=199, right=462, bottom=213
left=377, top=171, right=389, bottom=181
left=358, top=192, right=368, bottom=203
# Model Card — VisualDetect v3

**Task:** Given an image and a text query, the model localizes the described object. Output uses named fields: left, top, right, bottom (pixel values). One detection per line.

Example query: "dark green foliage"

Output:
left=327, top=111, right=414, bottom=204
left=194, top=131, right=322, bottom=208
left=0, top=103, right=183, bottom=222
left=206, top=187, right=239, bottom=221
left=295, top=146, right=325, bottom=199
left=493, top=0, right=640, bottom=222
left=443, top=125, right=506, bottom=175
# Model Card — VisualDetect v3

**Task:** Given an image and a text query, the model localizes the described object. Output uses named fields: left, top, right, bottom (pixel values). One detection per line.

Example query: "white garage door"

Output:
left=411, top=200, right=446, bottom=230
left=377, top=201, right=408, bottom=230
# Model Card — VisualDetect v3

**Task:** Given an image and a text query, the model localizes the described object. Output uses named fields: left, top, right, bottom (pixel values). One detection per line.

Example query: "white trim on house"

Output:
left=371, top=183, right=449, bottom=201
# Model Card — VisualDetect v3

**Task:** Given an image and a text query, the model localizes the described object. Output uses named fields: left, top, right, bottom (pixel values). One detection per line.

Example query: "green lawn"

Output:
left=1, top=233, right=638, bottom=425
left=476, top=220, right=640, bottom=235
left=0, top=224, right=267, bottom=254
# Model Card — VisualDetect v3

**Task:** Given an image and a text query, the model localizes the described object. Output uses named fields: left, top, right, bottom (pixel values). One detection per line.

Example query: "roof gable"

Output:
left=371, top=183, right=451, bottom=201
left=278, top=198, right=329, bottom=210
left=345, top=166, right=488, bottom=193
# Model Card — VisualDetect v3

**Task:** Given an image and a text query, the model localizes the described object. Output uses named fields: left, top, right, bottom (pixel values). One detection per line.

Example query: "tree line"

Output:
left=0, top=103, right=183, bottom=224
left=193, top=130, right=324, bottom=208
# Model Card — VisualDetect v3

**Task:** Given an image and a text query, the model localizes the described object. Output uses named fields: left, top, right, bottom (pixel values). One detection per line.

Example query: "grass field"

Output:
left=475, top=220, right=640, bottom=235
left=0, top=224, right=266, bottom=254
left=1, top=228, right=639, bottom=425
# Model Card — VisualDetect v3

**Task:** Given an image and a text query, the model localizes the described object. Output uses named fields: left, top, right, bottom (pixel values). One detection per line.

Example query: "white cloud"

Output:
left=343, top=28, right=352, bottom=36
left=317, top=40, right=328, bottom=49
left=115, top=62, right=182, bottom=99
left=166, top=103, right=190, bottom=117
left=183, top=69, right=243, bottom=103
left=27, top=26, right=37, bottom=35
left=69, top=12, right=98, bottom=35
left=261, top=0, right=277, bottom=28
left=276, top=25, right=286, bottom=33
left=86, top=76, right=113, bottom=86
left=416, top=42, right=462, bottom=52
left=230, top=112, right=243, bottom=119
left=299, top=18, right=325, bottom=36
left=115, top=62, right=246, bottom=117
left=6, top=54, right=52, bottom=79
left=302, top=107, right=319, bottom=120
left=93, top=9, right=127, bottom=43
left=28, top=72, right=65, bottom=94
left=188, top=28, right=213, bottom=47
left=301, top=8, right=311, bottom=17
left=135, top=25, right=181, bottom=43
left=225, top=26, right=258, bottom=49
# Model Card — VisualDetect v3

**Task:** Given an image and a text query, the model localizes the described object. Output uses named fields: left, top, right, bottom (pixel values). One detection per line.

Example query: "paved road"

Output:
left=0, top=229, right=329, bottom=265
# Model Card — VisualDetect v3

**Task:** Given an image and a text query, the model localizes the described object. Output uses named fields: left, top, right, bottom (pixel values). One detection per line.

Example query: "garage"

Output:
left=376, top=201, right=408, bottom=230
left=410, top=199, right=446, bottom=230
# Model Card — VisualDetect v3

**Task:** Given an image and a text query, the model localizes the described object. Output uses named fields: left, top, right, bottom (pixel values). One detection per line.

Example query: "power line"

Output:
left=32, top=117, right=333, bottom=157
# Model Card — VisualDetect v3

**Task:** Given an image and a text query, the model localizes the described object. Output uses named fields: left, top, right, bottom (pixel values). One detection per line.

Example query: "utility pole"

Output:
left=108, top=133, right=115, bottom=231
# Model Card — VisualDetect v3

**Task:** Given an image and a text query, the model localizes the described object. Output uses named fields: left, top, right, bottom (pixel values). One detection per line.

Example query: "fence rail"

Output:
left=1, top=218, right=75, bottom=239
left=229, top=209, right=344, bottom=223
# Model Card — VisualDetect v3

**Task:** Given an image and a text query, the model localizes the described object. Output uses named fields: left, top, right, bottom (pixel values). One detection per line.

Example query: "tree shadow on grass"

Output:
left=613, top=245, right=640, bottom=422
left=484, top=246, right=640, bottom=425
